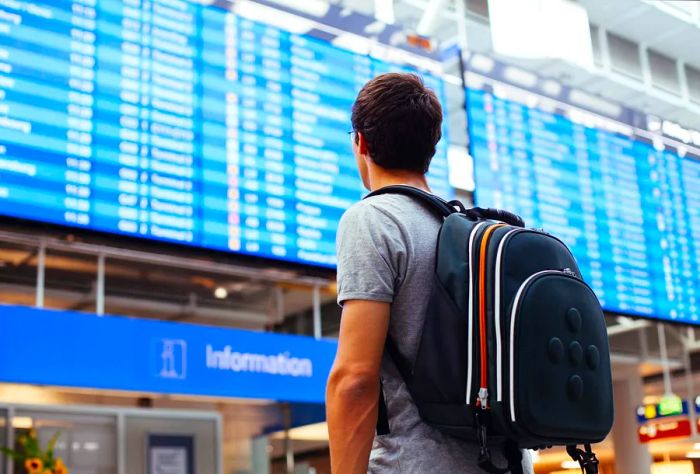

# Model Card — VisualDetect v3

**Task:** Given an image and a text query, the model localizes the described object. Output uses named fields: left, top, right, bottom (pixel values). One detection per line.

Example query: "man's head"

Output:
left=351, top=73, right=443, bottom=189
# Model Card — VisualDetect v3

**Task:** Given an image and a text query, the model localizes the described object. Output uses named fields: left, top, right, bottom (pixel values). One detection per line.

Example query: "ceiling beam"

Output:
left=0, top=229, right=331, bottom=287
left=606, top=319, right=651, bottom=336
left=0, top=283, right=270, bottom=327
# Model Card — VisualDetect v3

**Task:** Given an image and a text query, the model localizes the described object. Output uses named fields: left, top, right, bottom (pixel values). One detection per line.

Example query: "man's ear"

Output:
left=357, top=131, right=369, bottom=156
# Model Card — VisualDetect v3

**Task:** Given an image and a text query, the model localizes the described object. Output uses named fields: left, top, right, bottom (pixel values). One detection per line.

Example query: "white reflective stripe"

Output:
left=509, top=270, right=561, bottom=422
left=466, top=221, right=487, bottom=405
left=494, top=228, right=522, bottom=402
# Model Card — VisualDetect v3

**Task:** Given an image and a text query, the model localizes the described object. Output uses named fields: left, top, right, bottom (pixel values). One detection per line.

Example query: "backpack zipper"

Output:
left=562, top=267, right=578, bottom=278
left=493, top=228, right=524, bottom=402
left=494, top=230, right=579, bottom=402
left=508, top=269, right=585, bottom=422
left=476, top=223, right=506, bottom=409
left=466, top=221, right=487, bottom=405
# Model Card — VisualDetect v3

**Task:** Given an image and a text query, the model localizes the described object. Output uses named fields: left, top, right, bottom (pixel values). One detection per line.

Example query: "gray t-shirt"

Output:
left=336, top=193, right=534, bottom=473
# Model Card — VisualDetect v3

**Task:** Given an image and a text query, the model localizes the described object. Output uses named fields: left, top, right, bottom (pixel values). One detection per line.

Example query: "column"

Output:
left=528, top=107, right=582, bottom=250
left=112, top=0, right=145, bottom=236
left=595, top=132, right=654, bottom=315
left=200, top=6, right=238, bottom=252
left=660, top=148, right=693, bottom=321
left=650, top=144, right=689, bottom=321
left=65, top=0, right=97, bottom=227
left=423, top=74, right=452, bottom=198
left=680, top=154, right=700, bottom=321
left=223, top=11, right=242, bottom=252
left=235, top=18, right=287, bottom=259
left=611, top=375, right=652, bottom=474
left=258, top=25, right=287, bottom=259
left=288, top=33, right=359, bottom=266
left=489, top=93, right=511, bottom=211
left=572, top=122, right=605, bottom=302
left=465, top=89, right=502, bottom=209
left=145, top=0, right=198, bottom=243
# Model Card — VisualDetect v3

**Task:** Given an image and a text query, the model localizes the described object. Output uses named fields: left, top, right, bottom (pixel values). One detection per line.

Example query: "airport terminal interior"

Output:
left=0, top=0, right=700, bottom=473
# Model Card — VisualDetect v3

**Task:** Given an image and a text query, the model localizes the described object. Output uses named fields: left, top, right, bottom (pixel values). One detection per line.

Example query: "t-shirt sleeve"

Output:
left=336, top=202, right=407, bottom=306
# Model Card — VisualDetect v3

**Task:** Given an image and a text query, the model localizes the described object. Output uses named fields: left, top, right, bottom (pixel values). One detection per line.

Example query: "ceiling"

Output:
left=579, top=0, right=700, bottom=67
left=336, top=0, right=700, bottom=129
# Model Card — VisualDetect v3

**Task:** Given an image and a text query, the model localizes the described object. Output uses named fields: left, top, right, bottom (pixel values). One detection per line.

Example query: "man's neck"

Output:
left=369, top=168, right=431, bottom=193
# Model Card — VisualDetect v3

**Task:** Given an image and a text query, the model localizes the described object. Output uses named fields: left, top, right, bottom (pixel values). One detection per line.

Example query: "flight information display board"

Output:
left=0, top=0, right=451, bottom=268
left=466, top=60, right=700, bottom=323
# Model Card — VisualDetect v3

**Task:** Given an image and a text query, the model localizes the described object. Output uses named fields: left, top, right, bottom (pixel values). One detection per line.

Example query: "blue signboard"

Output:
left=0, top=0, right=451, bottom=269
left=0, top=305, right=337, bottom=403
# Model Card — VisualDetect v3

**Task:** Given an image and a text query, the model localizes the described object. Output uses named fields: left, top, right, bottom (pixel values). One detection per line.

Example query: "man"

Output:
left=326, top=73, right=533, bottom=473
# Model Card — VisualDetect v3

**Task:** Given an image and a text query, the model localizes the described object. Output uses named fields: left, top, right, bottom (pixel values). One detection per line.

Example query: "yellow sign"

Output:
left=645, top=404, right=657, bottom=420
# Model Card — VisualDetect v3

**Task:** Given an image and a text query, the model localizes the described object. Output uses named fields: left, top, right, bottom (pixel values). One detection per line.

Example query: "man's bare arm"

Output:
left=326, top=300, right=390, bottom=474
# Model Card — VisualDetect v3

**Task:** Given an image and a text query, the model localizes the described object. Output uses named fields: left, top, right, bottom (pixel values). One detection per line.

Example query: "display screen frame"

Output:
left=463, top=52, right=700, bottom=325
left=0, top=0, right=453, bottom=272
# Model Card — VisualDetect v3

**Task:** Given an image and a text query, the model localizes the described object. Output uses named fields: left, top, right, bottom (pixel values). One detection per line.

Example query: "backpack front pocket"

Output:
left=506, top=271, right=613, bottom=445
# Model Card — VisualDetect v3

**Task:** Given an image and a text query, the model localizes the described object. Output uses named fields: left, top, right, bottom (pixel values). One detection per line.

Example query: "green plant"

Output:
left=1, top=429, right=68, bottom=474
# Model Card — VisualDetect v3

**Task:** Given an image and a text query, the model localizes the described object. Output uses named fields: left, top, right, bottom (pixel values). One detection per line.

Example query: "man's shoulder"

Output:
left=341, top=194, right=427, bottom=224
left=339, top=195, right=402, bottom=228
left=336, top=196, right=423, bottom=253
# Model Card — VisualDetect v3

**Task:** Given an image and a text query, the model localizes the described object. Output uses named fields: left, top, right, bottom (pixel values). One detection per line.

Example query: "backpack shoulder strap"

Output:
left=365, top=185, right=526, bottom=227
left=363, top=185, right=461, bottom=218
left=366, top=185, right=467, bottom=435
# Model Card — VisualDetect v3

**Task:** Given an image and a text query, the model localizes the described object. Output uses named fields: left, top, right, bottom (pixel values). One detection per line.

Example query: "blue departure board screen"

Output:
left=466, top=60, right=700, bottom=323
left=0, top=0, right=451, bottom=268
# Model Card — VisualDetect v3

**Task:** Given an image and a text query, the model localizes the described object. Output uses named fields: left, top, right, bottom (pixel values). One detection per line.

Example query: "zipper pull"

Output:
left=562, top=267, right=577, bottom=278
left=478, top=387, right=489, bottom=410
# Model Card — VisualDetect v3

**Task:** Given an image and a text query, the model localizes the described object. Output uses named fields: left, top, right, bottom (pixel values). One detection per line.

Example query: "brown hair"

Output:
left=351, top=73, right=442, bottom=174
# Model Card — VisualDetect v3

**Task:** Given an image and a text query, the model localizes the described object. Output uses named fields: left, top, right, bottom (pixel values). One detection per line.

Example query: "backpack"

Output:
left=366, top=185, right=613, bottom=474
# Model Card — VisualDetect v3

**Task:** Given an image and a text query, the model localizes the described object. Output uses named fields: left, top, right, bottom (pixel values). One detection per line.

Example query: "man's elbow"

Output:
left=327, top=366, right=379, bottom=404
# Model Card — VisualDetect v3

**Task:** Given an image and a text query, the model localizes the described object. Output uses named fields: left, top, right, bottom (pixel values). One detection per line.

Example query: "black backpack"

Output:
left=366, top=186, right=613, bottom=474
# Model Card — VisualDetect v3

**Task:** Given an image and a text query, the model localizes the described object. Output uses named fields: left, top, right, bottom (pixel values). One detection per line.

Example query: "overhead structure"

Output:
left=375, top=0, right=396, bottom=24
left=381, top=0, right=700, bottom=128
left=416, top=0, right=450, bottom=36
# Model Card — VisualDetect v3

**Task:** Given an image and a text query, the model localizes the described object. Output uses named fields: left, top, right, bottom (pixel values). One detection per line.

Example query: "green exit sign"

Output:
left=658, top=395, right=684, bottom=417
